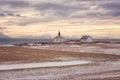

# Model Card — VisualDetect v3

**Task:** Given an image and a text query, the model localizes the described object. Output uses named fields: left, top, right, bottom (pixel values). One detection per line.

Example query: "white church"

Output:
left=53, top=31, right=65, bottom=43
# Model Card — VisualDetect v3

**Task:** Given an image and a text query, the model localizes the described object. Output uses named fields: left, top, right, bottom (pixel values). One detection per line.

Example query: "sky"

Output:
left=0, top=0, right=120, bottom=38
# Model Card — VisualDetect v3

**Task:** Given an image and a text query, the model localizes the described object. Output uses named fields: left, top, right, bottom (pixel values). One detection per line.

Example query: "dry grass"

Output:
left=0, top=46, right=120, bottom=80
left=0, top=46, right=120, bottom=63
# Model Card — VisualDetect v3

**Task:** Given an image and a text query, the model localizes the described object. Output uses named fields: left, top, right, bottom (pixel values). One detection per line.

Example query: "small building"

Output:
left=80, top=35, right=94, bottom=43
left=53, top=31, right=65, bottom=43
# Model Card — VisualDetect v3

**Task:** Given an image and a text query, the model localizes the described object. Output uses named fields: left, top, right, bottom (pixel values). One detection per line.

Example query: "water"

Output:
left=0, top=38, right=52, bottom=45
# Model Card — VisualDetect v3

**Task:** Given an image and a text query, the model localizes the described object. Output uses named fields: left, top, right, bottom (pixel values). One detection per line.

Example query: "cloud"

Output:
left=0, top=12, right=23, bottom=17
left=0, top=0, right=113, bottom=26
left=35, top=3, right=68, bottom=11
left=0, top=0, right=120, bottom=36
left=0, top=0, right=120, bottom=20
left=33, top=1, right=90, bottom=19
left=34, top=2, right=70, bottom=19
left=4, top=0, right=120, bottom=26
left=100, top=0, right=120, bottom=17
left=101, top=1, right=120, bottom=10
left=0, top=26, right=6, bottom=31
left=0, top=0, right=30, bottom=9
left=0, top=13, right=5, bottom=17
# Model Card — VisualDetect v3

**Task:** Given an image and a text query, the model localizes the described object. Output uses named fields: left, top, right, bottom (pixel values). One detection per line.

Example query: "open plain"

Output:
left=0, top=43, right=120, bottom=80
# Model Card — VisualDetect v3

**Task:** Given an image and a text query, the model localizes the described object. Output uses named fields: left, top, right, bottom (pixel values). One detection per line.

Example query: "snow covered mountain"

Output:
left=0, top=32, right=10, bottom=39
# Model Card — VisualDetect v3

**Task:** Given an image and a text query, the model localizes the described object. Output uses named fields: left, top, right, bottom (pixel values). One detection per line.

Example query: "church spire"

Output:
left=58, top=30, right=61, bottom=36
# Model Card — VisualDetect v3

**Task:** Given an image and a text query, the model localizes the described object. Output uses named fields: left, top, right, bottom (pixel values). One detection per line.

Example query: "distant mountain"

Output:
left=0, top=32, right=11, bottom=39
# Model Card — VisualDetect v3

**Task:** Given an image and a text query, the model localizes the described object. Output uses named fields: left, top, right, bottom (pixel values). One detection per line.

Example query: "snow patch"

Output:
left=0, top=60, right=90, bottom=70
left=29, top=44, right=120, bottom=55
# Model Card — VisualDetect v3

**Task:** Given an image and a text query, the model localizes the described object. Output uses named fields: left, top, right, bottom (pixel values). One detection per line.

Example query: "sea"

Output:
left=0, top=38, right=120, bottom=45
left=0, top=38, right=52, bottom=45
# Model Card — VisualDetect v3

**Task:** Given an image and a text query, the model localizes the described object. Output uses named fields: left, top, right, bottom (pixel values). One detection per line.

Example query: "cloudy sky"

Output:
left=0, top=0, right=120, bottom=38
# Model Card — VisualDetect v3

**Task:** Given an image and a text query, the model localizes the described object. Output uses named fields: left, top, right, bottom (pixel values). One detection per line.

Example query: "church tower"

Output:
left=53, top=30, right=65, bottom=43
left=58, top=30, right=61, bottom=36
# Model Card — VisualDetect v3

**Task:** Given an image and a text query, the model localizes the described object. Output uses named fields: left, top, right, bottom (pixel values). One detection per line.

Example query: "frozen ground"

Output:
left=0, top=60, right=90, bottom=70
left=29, top=43, right=120, bottom=55
left=0, top=43, right=120, bottom=80
left=0, top=60, right=120, bottom=80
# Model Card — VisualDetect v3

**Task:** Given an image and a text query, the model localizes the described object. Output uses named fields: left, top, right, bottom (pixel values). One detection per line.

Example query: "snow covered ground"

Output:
left=0, top=60, right=90, bottom=70
left=0, top=60, right=120, bottom=80
left=29, top=43, right=120, bottom=55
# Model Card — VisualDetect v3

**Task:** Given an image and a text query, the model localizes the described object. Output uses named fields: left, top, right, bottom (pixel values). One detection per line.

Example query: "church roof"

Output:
left=80, top=35, right=92, bottom=40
